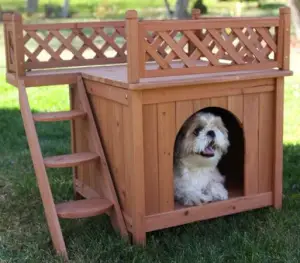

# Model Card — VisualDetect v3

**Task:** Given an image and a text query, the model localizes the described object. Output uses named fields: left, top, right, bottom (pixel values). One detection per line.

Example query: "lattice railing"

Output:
left=138, top=18, right=281, bottom=78
left=4, top=13, right=128, bottom=74
left=23, top=21, right=127, bottom=70
left=4, top=9, right=290, bottom=81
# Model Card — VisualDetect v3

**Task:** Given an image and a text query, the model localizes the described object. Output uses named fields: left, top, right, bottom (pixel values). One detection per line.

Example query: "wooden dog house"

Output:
left=3, top=7, right=292, bottom=260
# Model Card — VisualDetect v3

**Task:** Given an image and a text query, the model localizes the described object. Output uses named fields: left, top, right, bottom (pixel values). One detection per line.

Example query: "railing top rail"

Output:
left=139, top=17, right=279, bottom=31
left=23, top=21, right=125, bottom=30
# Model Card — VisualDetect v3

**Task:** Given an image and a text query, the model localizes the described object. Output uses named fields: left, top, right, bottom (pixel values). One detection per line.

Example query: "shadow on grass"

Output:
left=0, top=107, right=70, bottom=154
left=1, top=107, right=300, bottom=262
left=0, top=107, right=72, bottom=202
left=283, top=143, right=300, bottom=194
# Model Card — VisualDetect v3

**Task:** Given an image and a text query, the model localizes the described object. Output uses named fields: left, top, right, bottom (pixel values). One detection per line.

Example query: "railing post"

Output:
left=188, top=8, right=201, bottom=56
left=13, top=13, right=25, bottom=76
left=273, top=7, right=290, bottom=209
left=125, top=10, right=140, bottom=83
left=278, top=7, right=291, bottom=70
left=3, top=14, right=12, bottom=74
left=192, top=8, right=201, bottom=19
left=11, top=13, right=25, bottom=76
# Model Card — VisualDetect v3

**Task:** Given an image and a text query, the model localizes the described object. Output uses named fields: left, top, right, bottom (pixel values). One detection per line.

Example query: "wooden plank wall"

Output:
left=258, top=92, right=274, bottom=193
left=143, top=87, right=275, bottom=215
left=72, top=89, right=132, bottom=217
left=72, top=80, right=275, bottom=218
left=71, top=86, right=95, bottom=196
left=93, top=96, right=131, bottom=215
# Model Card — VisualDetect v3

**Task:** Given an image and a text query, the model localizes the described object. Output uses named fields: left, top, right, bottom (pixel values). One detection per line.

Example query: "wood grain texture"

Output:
left=258, top=92, right=274, bottom=193
left=175, top=101, right=194, bottom=132
left=33, top=110, right=86, bottom=122
left=244, top=94, right=259, bottom=195
left=11, top=14, right=25, bottom=76
left=56, top=198, right=113, bottom=219
left=131, top=70, right=289, bottom=90
left=74, top=179, right=101, bottom=199
left=91, top=96, right=116, bottom=199
left=111, top=102, right=127, bottom=210
left=129, top=90, right=146, bottom=244
left=90, top=97, right=105, bottom=198
left=126, top=10, right=140, bottom=83
left=84, top=96, right=99, bottom=192
left=211, top=96, right=228, bottom=109
left=157, top=102, right=176, bottom=212
left=141, top=18, right=279, bottom=31
left=25, top=57, right=126, bottom=70
left=273, top=78, right=284, bottom=208
left=143, top=62, right=279, bottom=79
left=85, top=79, right=129, bottom=106
left=122, top=106, right=132, bottom=216
left=87, top=96, right=104, bottom=196
left=3, top=20, right=12, bottom=74
left=104, top=100, right=114, bottom=171
left=279, top=7, right=291, bottom=70
left=145, top=192, right=272, bottom=232
left=81, top=95, right=95, bottom=192
left=72, top=86, right=90, bottom=192
left=23, top=20, right=125, bottom=30
left=193, top=98, right=211, bottom=112
left=44, top=152, right=99, bottom=168
left=143, top=104, right=159, bottom=215
left=69, top=84, right=80, bottom=199
left=12, top=66, right=290, bottom=90
left=142, top=79, right=273, bottom=105
left=228, top=95, right=244, bottom=123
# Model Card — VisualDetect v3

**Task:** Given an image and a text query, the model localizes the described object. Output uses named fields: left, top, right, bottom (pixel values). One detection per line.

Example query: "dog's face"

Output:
left=175, top=112, right=230, bottom=167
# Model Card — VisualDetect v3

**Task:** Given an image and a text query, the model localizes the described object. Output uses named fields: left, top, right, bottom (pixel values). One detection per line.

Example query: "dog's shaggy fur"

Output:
left=174, top=112, right=230, bottom=206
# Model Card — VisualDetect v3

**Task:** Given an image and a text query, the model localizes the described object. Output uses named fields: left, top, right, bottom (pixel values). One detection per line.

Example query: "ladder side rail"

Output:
left=17, top=80, right=68, bottom=259
left=76, top=76, right=128, bottom=237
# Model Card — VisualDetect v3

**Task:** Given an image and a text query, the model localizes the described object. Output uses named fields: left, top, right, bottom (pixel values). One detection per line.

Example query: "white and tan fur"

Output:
left=174, top=112, right=230, bottom=206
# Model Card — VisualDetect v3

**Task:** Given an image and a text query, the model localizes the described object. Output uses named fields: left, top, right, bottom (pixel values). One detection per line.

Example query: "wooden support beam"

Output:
left=125, top=10, right=140, bottom=83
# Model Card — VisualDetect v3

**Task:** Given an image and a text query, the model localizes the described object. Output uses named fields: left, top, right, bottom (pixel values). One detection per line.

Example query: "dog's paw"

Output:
left=210, top=183, right=228, bottom=201
left=183, top=199, right=203, bottom=206
left=178, top=195, right=208, bottom=206
left=199, top=193, right=213, bottom=204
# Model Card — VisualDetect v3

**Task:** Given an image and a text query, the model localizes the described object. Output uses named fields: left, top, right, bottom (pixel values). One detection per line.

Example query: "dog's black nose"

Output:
left=207, top=130, right=215, bottom=138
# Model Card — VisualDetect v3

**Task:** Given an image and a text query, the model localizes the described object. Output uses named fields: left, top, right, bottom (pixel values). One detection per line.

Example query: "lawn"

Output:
left=1, top=0, right=288, bottom=20
left=1, top=0, right=300, bottom=262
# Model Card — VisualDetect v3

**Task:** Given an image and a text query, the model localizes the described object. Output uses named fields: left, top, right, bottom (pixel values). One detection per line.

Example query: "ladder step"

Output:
left=56, top=198, right=113, bottom=219
left=44, top=152, right=99, bottom=168
left=33, top=110, right=87, bottom=122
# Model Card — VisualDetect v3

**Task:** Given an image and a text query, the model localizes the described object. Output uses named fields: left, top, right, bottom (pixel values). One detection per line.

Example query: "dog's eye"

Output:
left=193, top=127, right=202, bottom=136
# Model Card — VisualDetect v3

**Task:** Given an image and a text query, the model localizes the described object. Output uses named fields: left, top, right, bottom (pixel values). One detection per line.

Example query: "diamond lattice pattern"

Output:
left=144, top=26, right=277, bottom=70
left=23, top=24, right=126, bottom=68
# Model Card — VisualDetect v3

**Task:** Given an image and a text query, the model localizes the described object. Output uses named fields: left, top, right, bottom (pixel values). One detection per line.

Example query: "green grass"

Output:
left=1, top=0, right=288, bottom=20
left=1, top=1, right=300, bottom=262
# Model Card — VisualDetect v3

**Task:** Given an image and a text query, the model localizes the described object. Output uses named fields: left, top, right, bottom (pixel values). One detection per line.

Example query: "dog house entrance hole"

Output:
left=174, top=107, right=245, bottom=206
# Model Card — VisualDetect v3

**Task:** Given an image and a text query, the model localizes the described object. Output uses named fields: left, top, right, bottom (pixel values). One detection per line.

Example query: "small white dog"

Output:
left=174, top=111, right=230, bottom=206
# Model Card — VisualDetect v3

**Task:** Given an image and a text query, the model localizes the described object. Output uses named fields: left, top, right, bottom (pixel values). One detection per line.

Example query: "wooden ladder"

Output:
left=17, top=76, right=128, bottom=260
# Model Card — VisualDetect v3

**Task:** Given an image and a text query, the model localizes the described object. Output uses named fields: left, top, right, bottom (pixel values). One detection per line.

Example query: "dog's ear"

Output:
left=180, top=114, right=197, bottom=136
left=215, top=116, right=228, bottom=135
left=174, top=115, right=194, bottom=157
